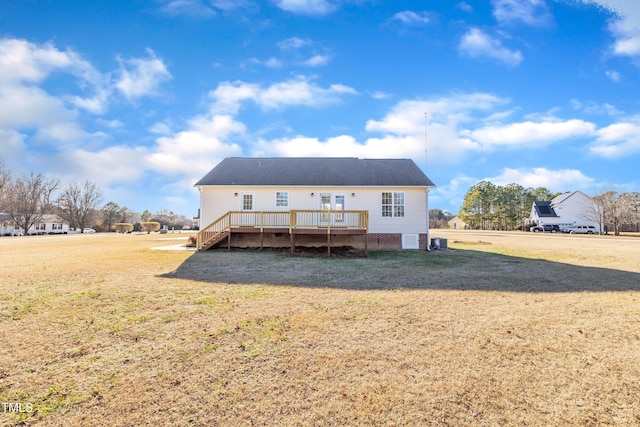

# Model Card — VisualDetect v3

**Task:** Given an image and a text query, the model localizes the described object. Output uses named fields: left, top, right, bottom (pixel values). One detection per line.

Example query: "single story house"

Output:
left=525, top=190, right=601, bottom=232
left=0, top=214, right=70, bottom=236
left=448, top=216, right=466, bottom=230
left=194, top=157, right=435, bottom=252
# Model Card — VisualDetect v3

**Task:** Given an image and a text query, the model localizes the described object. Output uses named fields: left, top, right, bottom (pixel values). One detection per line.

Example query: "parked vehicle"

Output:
left=83, top=228, right=96, bottom=234
left=530, top=224, right=560, bottom=233
left=566, top=225, right=596, bottom=234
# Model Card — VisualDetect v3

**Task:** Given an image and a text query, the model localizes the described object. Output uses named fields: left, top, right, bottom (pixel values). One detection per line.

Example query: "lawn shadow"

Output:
left=159, top=247, right=640, bottom=292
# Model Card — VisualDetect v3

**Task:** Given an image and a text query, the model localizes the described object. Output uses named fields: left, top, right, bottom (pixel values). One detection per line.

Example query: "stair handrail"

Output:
left=196, top=212, right=231, bottom=250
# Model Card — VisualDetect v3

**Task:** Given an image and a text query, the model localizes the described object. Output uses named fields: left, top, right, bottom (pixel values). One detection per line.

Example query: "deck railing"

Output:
left=197, top=210, right=368, bottom=250
left=289, top=210, right=368, bottom=231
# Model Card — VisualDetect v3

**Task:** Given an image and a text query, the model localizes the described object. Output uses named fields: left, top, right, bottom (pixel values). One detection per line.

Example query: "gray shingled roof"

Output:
left=195, top=157, right=435, bottom=187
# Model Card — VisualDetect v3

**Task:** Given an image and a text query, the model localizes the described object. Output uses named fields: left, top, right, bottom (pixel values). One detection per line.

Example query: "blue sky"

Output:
left=1, top=0, right=639, bottom=216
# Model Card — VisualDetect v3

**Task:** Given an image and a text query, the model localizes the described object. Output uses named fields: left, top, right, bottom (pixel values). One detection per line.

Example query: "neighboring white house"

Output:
left=448, top=216, right=466, bottom=230
left=0, top=214, right=70, bottom=236
left=526, top=191, right=601, bottom=232
left=194, top=157, right=435, bottom=250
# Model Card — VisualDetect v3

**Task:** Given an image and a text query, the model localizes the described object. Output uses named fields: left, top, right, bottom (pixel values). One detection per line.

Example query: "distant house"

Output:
left=0, top=214, right=70, bottom=236
left=526, top=191, right=601, bottom=232
left=448, top=216, right=466, bottom=230
left=194, top=157, right=435, bottom=251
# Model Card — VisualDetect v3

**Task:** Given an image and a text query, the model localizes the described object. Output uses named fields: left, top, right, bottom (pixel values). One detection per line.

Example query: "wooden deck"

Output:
left=196, top=210, right=369, bottom=255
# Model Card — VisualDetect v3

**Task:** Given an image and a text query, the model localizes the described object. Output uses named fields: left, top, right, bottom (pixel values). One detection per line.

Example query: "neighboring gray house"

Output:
left=194, top=157, right=435, bottom=252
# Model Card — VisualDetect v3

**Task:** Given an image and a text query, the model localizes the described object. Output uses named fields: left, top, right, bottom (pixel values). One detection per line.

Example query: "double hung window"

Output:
left=382, top=192, right=405, bottom=217
left=242, top=194, right=253, bottom=211
left=275, top=192, right=288, bottom=207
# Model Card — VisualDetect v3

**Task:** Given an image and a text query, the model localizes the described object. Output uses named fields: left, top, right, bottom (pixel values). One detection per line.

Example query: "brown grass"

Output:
left=1, top=231, right=639, bottom=426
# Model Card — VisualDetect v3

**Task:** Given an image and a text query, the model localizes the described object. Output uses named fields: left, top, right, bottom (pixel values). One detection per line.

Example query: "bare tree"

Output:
left=57, top=181, right=103, bottom=232
left=0, top=159, right=11, bottom=212
left=595, top=191, right=640, bottom=235
left=6, top=173, right=59, bottom=234
left=578, top=193, right=605, bottom=234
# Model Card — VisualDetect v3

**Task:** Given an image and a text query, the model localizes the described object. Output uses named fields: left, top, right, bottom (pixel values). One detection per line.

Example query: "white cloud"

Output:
left=0, top=79, right=91, bottom=144
left=605, top=69, right=622, bottom=82
left=60, top=145, right=149, bottom=186
left=458, top=28, right=523, bottom=66
left=457, top=2, right=473, bottom=14
left=463, top=119, right=597, bottom=147
left=581, top=1, right=640, bottom=60
left=277, top=37, right=312, bottom=50
left=303, top=54, right=331, bottom=67
left=272, top=0, right=336, bottom=15
left=0, top=129, right=26, bottom=159
left=489, top=167, right=594, bottom=190
left=391, top=11, right=433, bottom=26
left=146, top=114, right=244, bottom=178
left=570, top=99, right=623, bottom=116
left=366, top=93, right=507, bottom=134
left=430, top=174, right=478, bottom=211
left=255, top=134, right=421, bottom=159
left=609, top=18, right=640, bottom=57
left=492, top=0, right=552, bottom=26
left=254, top=92, right=508, bottom=164
left=264, top=57, right=284, bottom=68
left=160, top=0, right=217, bottom=17
left=0, top=38, right=90, bottom=83
left=269, top=37, right=331, bottom=68
left=369, top=90, right=392, bottom=99
left=591, top=121, right=640, bottom=158
left=0, top=38, right=109, bottom=115
left=209, top=76, right=357, bottom=114
left=115, top=49, right=172, bottom=100
left=210, top=0, right=254, bottom=11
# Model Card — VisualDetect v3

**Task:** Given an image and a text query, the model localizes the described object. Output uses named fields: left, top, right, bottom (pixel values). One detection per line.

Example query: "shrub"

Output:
left=113, top=223, right=134, bottom=233
left=140, top=221, right=161, bottom=234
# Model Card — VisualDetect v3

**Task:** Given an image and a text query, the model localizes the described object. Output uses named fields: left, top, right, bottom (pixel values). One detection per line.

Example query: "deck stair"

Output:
left=196, top=212, right=231, bottom=251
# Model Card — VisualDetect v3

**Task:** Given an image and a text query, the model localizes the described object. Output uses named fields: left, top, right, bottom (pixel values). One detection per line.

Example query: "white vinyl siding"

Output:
left=199, top=186, right=428, bottom=235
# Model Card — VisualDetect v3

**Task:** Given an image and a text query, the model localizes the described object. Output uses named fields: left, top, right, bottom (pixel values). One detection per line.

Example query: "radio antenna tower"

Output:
left=424, top=112, right=428, bottom=170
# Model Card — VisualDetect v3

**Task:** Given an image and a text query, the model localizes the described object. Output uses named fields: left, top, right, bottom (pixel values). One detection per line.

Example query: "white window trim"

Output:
left=241, top=193, right=255, bottom=211
left=275, top=191, right=289, bottom=208
left=381, top=191, right=405, bottom=218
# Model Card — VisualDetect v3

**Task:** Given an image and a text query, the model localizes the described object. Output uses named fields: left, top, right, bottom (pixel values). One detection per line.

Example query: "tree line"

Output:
left=0, top=160, right=193, bottom=234
left=456, top=180, right=640, bottom=235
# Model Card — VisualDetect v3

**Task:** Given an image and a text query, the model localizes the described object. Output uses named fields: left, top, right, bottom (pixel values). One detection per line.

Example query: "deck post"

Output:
left=290, top=232, right=295, bottom=255
left=364, top=231, right=368, bottom=256
left=260, top=212, right=264, bottom=249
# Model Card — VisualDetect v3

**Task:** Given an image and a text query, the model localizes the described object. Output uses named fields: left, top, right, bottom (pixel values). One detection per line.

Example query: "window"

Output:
left=275, top=192, right=288, bottom=207
left=52, top=223, right=63, bottom=230
left=36, top=223, right=46, bottom=231
left=382, top=192, right=405, bottom=217
left=242, top=193, right=253, bottom=211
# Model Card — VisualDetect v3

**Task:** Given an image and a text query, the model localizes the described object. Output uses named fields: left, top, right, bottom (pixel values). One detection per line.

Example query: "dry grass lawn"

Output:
left=1, top=230, right=639, bottom=426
